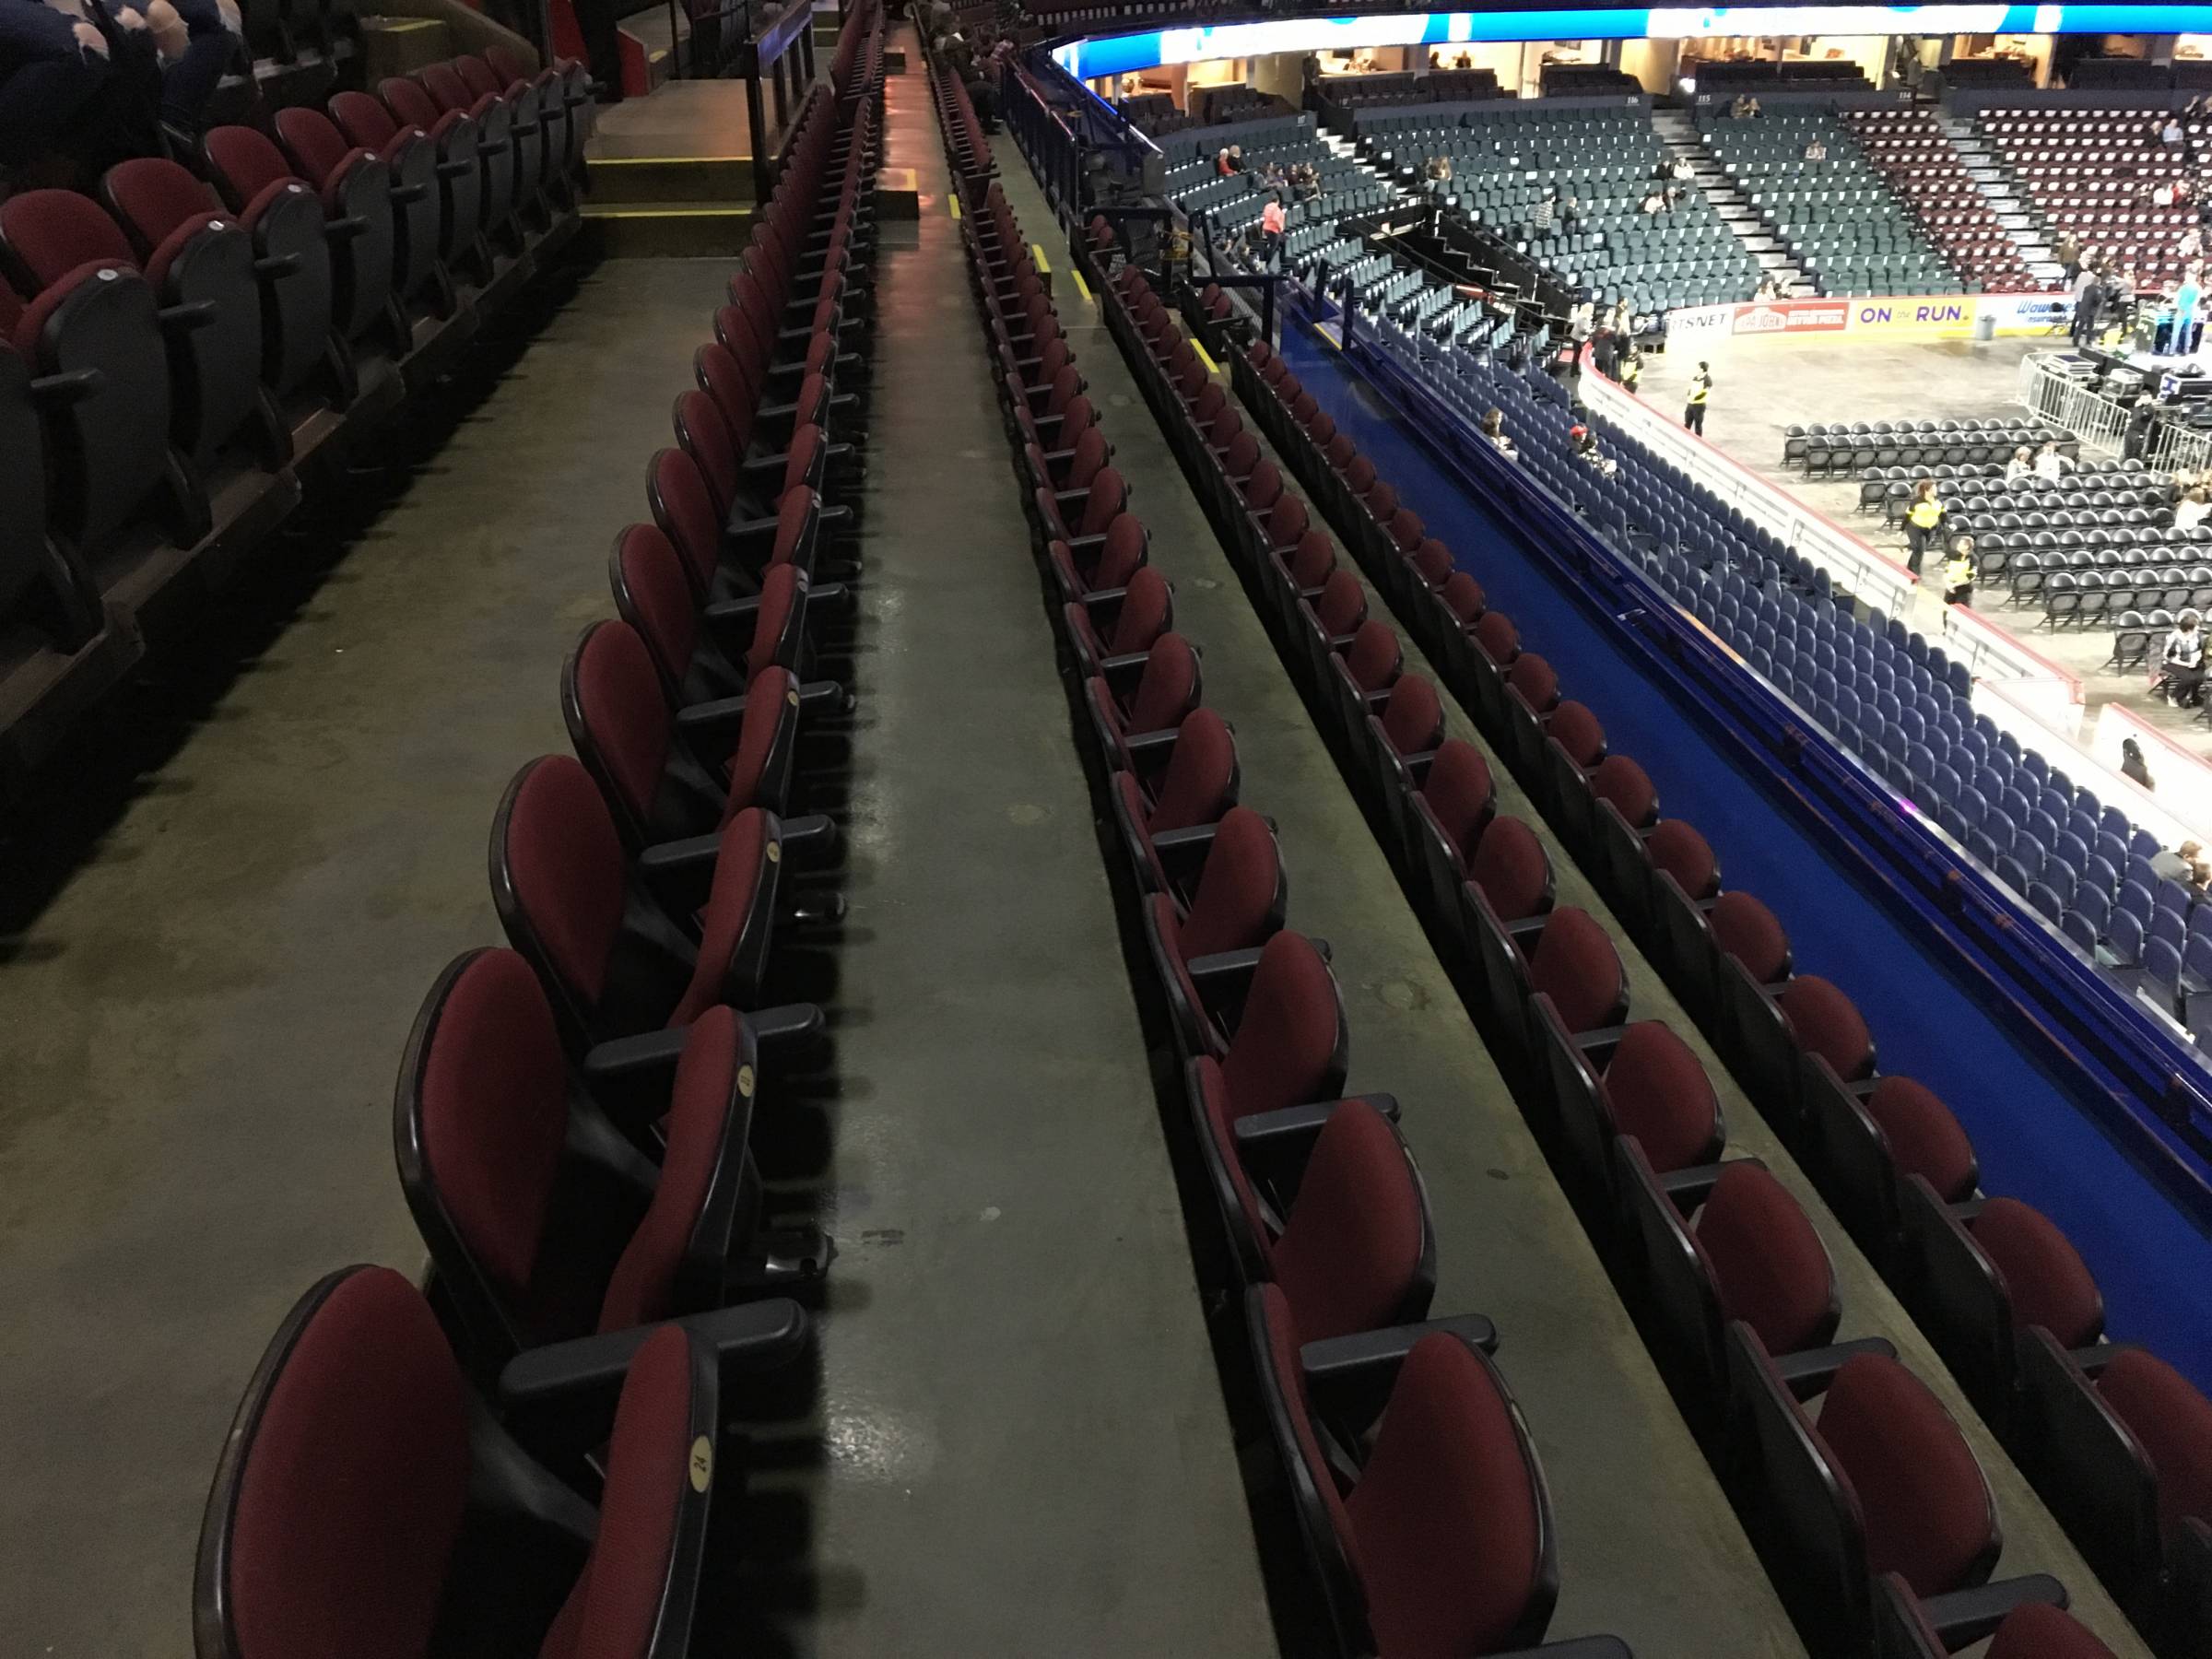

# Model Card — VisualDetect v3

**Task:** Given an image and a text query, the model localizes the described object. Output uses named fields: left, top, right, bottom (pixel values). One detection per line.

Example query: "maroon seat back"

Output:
left=1125, top=633, right=1200, bottom=734
left=1603, top=1022, right=1719, bottom=1174
left=1591, top=755, right=1657, bottom=827
left=1107, top=567, right=1173, bottom=656
left=1268, top=1099, right=1431, bottom=1344
left=1441, top=571, right=1486, bottom=624
left=2097, top=1347, right=2212, bottom=1538
left=1971, top=1198, right=2104, bottom=1348
left=1146, top=706, right=1237, bottom=834
left=1474, top=610, right=1519, bottom=666
left=1343, top=620, right=1402, bottom=694
left=1507, top=653, right=1558, bottom=713
left=203, top=125, right=299, bottom=212
left=562, top=619, right=673, bottom=847
left=1815, top=1353, right=1996, bottom=1597
left=1289, top=531, right=1336, bottom=590
left=1219, top=932, right=1347, bottom=1117
left=1864, top=1076, right=1976, bottom=1200
left=1418, top=742, right=1494, bottom=868
left=648, top=445, right=729, bottom=600
left=1470, top=818, right=1551, bottom=924
left=1380, top=675, right=1443, bottom=756
left=1547, top=700, right=1605, bottom=770
left=608, top=525, right=700, bottom=696
left=1176, top=806, right=1284, bottom=961
left=1530, top=909, right=1625, bottom=1034
left=1315, top=571, right=1367, bottom=636
left=1647, top=819, right=1718, bottom=900
left=1778, top=976, right=1875, bottom=1080
left=1691, top=1161, right=1838, bottom=1357
left=1266, top=494, right=1309, bottom=551
left=1711, top=889, right=1790, bottom=982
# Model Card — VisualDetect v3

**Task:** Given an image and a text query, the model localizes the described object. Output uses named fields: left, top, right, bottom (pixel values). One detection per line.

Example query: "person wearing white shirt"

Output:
left=2035, top=441, right=2070, bottom=480
left=2179, top=488, right=2212, bottom=531
left=2005, top=445, right=2034, bottom=480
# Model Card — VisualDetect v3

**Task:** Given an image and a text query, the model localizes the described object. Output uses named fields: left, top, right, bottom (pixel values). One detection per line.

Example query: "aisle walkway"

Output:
left=0, top=258, right=731, bottom=1652
left=729, top=55, right=1274, bottom=1657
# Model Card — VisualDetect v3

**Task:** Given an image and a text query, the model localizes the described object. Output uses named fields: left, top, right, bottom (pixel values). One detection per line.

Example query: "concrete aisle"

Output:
left=0, top=258, right=734, bottom=1653
left=991, top=142, right=1806, bottom=1657
left=731, top=48, right=1276, bottom=1659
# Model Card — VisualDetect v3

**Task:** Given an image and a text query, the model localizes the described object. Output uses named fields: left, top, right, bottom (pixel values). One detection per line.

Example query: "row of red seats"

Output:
left=187, top=19, right=885, bottom=1653
left=0, top=43, right=594, bottom=806
left=929, top=41, right=997, bottom=187
left=1842, top=109, right=2039, bottom=294
left=937, top=67, right=1637, bottom=1654
left=1227, top=295, right=2208, bottom=1656
left=1079, top=226, right=2113, bottom=1657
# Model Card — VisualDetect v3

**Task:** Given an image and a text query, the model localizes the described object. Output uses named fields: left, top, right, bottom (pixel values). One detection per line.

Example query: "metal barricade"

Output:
left=2018, top=353, right=2133, bottom=455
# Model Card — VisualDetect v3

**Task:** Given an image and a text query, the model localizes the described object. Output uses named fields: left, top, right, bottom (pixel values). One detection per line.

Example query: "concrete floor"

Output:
left=726, top=57, right=1275, bottom=1658
left=1629, top=335, right=2212, bottom=758
left=0, top=256, right=734, bottom=1653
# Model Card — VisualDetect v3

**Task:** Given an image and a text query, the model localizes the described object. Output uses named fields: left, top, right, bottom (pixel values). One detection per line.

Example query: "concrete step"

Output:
left=582, top=200, right=755, bottom=257
left=584, top=154, right=756, bottom=203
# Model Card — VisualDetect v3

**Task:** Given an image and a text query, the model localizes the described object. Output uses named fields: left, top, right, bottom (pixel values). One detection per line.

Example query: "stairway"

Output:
left=1651, top=108, right=1813, bottom=297
left=1941, top=113, right=2062, bottom=287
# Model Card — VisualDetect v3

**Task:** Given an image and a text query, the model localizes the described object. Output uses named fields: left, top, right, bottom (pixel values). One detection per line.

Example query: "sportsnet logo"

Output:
left=1734, top=300, right=1849, bottom=335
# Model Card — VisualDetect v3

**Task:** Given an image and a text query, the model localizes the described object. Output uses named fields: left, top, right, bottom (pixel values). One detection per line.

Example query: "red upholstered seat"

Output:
left=1265, top=1099, right=1431, bottom=1345
left=1410, top=537, right=1453, bottom=590
left=1287, top=531, right=1336, bottom=591
left=1474, top=610, right=1520, bottom=666
left=1971, top=1199, right=2103, bottom=1349
left=1265, top=494, right=1309, bottom=552
left=2098, top=1347, right=2212, bottom=1538
left=1471, top=818, right=1552, bottom=924
left=1647, top=820, right=1719, bottom=900
left=1441, top=571, right=1487, bottom=625
left=1135, top=706, right=1237, bottom=835
left=1691, top=1162, right=1838, bottom=1357
left=1416, top=742, right=1495, bottom=870
left=1530, top=908, right=1626, bottom=1034
left=1591, top=755, right=1657, bottom=827
left=1157, top=806, right=1283, bottom=965
left=1314, top=571, right=1368, bottom=637
left=1380, top=676, right=1443, bottom=757
left=1603, top=1022, right=1721, bottom=1174
left=1507, top=653, right=1558, bottom=713
left=1815, top=1353, right=1996, bottom=1597
left=1985, top=1603, right=2118, bottom=1659
left=1547, top=701, right=1606, bottom=770
left=1711, top=889, right=1790, bottom=982
left=1342, top=620, right=1403, bottom=696
left=1779, top=975, right=1875, bottom=1080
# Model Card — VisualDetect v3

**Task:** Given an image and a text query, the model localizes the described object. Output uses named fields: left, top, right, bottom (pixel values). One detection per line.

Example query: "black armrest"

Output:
left=582, top=1027, right=688, bottom=1086
left=1184, top=944, right=1265, bottom=1006
left=817, top=502, right=853, bottom=533
left=253, top=252, right=304, bottom=279
left=1078, top=584, right=1132, bottom=612
left=704, top=594, right=763, bottom=625
left=498, top=1298, right=807, bottom=1406
left=391, top=181, right=428, bottom=204
left=1570, top=1023, right=1633, bottom=1057
left=1121, top=727, right=1182, bottom=768
left=29, top=367, right=103, bottom=405
left=1230, top=1095, right=1403, bottom=1155
left=747, top=1001, right=824, bottom=1049
left=1097, top=648, right=1150, bottom=677
left=1063, top=532, right=1108, bottom=559
left=1774, top=1335, right=1899, bottom=1400
left=723, top=512, right=780, bottom=547
left=1504, top=913, right=1550, bottom=942
left=324, top=214, right=369, bottom=241
left=1301, top=1312, right=1500, bottom=1433
left=476, top=136, right=511, bottom=157
left=436, top=157, right=475, bottom=179
left=157, top=300, right=220, bottom=333
left=1917, top=1576, right=2069, bottom=1649
left=674, top=691, right=747, bottom=741
left=1394, top=747, right=1438, bottom=782
left=464, top=1394, right=596, bottom=1547
left=1657, top=1158, right=1753, bottom=1210
left=635, top=830, right=722, bottom=877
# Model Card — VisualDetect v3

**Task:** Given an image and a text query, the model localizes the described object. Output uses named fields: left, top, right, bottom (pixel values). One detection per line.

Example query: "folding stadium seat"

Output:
left=1086, top=630, right=1204, bottom=776
left=273, top=103, right=441, bottom=357
left=1045, top=510, right=1143, bottom=608
left=1729, top=1337, right=2067, bottom=1651
left=1107, top=704, right=1241, bottom=900
left=371, top=77, right=491, bottom=287
left=1732, top=970, right=1873, bottom=1139
left=411, top=63, right=524, bottom=253
left=451, top=53, right=549, bottom=230
left=1480, top=904, right=1626, bottom=1077
left=488, top=753, right=826, bottom=1068
left=0, top=315, right=143, bottom=790
left=1246, top=1283, right=1626, bottom=1659
left=105, top=156, right=350, bottom=433
left=1141, top=804, right=1293, bottom=1061
left=562, top=617, right=836, bottom=859
left=327, top=89, right=470, bottom=317
left=396, top=946, right=830, bottom=1385
left=194, top=1265, right=800, bottom=1656
left=1063, top=565, right=1171, bottom=680
left=659, top=422, right=846, bottom=594
left=1616, top=1147, right=1852, bottom=1415
left=202, top=125, right=406, bottom=404
left=1900, top=1187, right=2103, bottom=1421
left=477, top=48, right=578, bottom=206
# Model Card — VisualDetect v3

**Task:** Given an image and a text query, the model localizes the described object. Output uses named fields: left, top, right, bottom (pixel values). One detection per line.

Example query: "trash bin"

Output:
left=1973, top=311, right=1997, bottom=342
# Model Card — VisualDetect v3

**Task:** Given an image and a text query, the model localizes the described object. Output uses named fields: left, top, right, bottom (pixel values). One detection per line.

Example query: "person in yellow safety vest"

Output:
left=1942, top=535, right=1977, bottom=607
left=1684, top=361, right=1712, bottom=434
left=1619, top=345, right=1642, bottom=394
left=1904, top=479, right=1947, bottom=576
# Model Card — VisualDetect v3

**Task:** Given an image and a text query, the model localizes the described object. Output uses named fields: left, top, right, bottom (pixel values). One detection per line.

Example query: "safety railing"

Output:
left=2018, top=351, right=2133, bottom=455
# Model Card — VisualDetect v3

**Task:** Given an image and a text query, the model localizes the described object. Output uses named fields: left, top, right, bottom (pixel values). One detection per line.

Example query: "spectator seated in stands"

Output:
left=1755, top=272, right=1783, bottom=300
left=2006, top=444, right=2034, bottom=481
left=1803, top=135, right=1827, bottom=161
left=2036, top=440, right=2072, bottom=480
left=2149, top=838, right=2202, bottom=883
left=2180, top=486, right=2212, bottom=531
left=2159, top=608, right=2206, bottom=707
left=1481, top=406, right=1517, bottom=463
left=1570, top=423, right=1617, bottom=477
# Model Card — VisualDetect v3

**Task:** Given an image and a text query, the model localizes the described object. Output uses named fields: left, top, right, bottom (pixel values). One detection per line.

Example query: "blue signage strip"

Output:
left=1054, top=6, right=2212, bottom=79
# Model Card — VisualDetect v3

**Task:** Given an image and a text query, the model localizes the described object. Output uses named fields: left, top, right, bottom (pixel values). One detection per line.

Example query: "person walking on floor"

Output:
left=1684, top=360, right=1712, bottom=435
left=1904, top=479, right=1946, bottom=576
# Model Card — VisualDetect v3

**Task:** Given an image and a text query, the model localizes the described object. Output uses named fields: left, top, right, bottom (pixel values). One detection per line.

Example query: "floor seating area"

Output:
left=1698, top=107, right=1961, bottom=297
left=1972, top=105, right=2203, bottom=290
left=190, top=18, right=885, bottom=1651
left=1841, top=107, right=2041, bottom=294
left=1354, top=102, right=1760, bottom=320
left=1786, top=416, right=2077, bottom=477
left=0, top=41, right=595, bottom=802
left=1260, top=303, right=2212, bottom=1659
